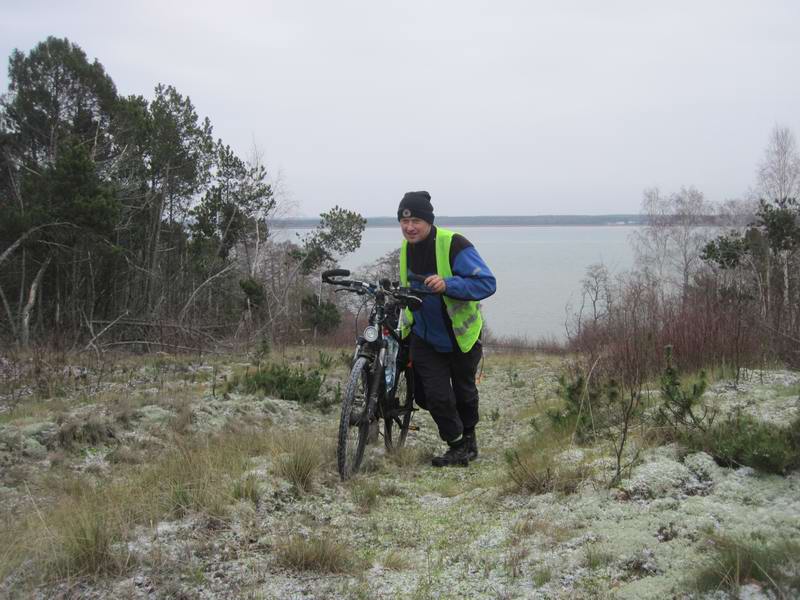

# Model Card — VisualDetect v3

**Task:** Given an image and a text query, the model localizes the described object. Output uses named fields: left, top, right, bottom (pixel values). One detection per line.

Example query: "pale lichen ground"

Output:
left=0, top=351, right=798, bottom=599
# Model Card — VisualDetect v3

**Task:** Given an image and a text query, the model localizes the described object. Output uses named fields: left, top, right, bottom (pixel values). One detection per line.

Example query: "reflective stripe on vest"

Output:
left=399, top=227, right=482, bottom=353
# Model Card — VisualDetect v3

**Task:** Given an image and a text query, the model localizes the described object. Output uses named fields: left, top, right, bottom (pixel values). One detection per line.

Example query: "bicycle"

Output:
left=321, top=268, right=432, bottom=480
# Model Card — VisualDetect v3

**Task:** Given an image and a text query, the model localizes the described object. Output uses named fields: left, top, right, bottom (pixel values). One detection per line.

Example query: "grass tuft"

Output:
left=232, top=474, right=261, bottom=505
left=349, top=479, right=404, bottom=513
left=48, top=497, right=131, bottom=579
left=505, top=447, right=591, bottom=495
left=272, top=430, right=329, bottom=493
left=692, top=533, right=800, bottom=596
left=584, top=543, right=615, bottom=570
left=512, top=517, right=571, bottom=542
left=533, top=566, right=552, bottom=586
left=57, top=415, right=116, bottom=449
left=350, top=480, right=382, bottom=513
left=382, top=549, right=410, bottom=571
left=386, top=445, right=430, bottom=469
left=276, top=534, right=355, bottom=573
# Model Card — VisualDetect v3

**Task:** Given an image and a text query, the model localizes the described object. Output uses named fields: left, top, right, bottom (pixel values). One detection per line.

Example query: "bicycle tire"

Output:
left=337, top=356, right=372, bottom=480
left=384, top=366, right=413, bottom=451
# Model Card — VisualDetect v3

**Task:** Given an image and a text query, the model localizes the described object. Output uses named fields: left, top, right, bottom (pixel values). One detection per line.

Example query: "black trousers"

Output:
left=410, top=333, right=482, bottom=443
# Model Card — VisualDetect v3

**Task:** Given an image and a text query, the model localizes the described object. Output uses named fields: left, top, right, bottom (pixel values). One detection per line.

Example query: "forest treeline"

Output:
left=569, top=128, right=800, bottom=379
left=279, top=215, right=649, bottom=228
left=0, top=37, right=366, bottom=350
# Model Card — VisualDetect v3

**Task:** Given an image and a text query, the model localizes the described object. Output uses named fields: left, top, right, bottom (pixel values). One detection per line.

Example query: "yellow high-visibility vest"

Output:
left=399, top=227, right=482, bottom=353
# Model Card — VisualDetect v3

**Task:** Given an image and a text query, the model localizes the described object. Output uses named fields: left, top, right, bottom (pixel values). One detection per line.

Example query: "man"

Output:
left=397, top=191, right=496, bottom=467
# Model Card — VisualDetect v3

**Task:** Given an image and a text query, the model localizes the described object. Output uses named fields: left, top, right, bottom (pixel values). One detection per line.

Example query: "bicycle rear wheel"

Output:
left=337, top=356, right=372, bottom=480
left=384, top=366, right=413, bottom=451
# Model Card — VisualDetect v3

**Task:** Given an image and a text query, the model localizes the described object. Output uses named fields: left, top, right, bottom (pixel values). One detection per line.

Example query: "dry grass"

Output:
left=276, top=533, right=357, bottom=573
left=56, top=414, right=117, bottom=449
left=691, top=533, right=800, bottom=596
left=106, top=444, right=146, bottom=465
left=349, top=479, right=405, bottom=513
left=512, top=517, right=572, bottom=542
left=1, top=484, right=133, bottom=586
left=584, top=543, right=615, bottom=570
left=482, top=329, right=568, bottom=355
left=0, top=428, right=273, bottom=587
left=504, top=425, right=593, bottom=495
left=382, top=549, right=411, bottom=571
left=232, top=474, right=261, bottom=505
left=385, top=445, right=431, bottom=469
left=533, top=566, right=552, bottom=586
left=168, top=400, right=194, bottom=435
left=271, top=429, right=332, bottom=493
left=350, top=480, right=382, bottom=513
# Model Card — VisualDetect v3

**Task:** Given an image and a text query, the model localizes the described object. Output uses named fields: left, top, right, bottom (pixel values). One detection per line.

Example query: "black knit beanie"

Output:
left=397, top=191, right=434, bottom=224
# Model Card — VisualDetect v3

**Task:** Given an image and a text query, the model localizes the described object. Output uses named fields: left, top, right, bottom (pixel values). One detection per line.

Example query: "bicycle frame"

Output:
left=322, top=268, right=427, bottom=478
left=352, top=288, right=406, bottom=422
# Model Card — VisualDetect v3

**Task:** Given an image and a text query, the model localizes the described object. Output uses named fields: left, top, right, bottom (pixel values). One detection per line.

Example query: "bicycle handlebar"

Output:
left=321, top=267, right=438, bottom=305
left=321, top=268, right=351, bottom=284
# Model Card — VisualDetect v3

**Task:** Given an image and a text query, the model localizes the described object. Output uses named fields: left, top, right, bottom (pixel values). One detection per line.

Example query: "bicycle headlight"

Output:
left=363, top=325, right=379, bottom=342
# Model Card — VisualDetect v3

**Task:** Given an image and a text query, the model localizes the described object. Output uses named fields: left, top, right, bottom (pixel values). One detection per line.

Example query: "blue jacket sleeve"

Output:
left=444, top=246, right=496, bottom=301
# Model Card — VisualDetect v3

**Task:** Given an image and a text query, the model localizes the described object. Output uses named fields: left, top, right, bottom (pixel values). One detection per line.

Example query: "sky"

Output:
left=2, top=0, right=800, bottom=218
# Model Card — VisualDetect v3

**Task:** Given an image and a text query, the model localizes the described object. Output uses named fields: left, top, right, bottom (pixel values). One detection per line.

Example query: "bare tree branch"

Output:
left=0, top=223, right=70, bottom=268
left=20, top=257, right=51, bottom=347
left=178, top=264, right=236, bottom=323
left=84, top=310, right=130, bottom=351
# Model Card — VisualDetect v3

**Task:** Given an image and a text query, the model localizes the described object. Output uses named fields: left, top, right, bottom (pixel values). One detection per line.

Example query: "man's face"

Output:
left=400, top=217, right=432, bottom=244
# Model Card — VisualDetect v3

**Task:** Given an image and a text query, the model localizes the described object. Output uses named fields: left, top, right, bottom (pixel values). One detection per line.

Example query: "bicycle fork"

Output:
left=365, top=344, right=386, bottom=421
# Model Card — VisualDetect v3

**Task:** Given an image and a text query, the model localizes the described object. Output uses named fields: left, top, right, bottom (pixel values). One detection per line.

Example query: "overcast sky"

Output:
left=2, top=1, right=799, bottom=217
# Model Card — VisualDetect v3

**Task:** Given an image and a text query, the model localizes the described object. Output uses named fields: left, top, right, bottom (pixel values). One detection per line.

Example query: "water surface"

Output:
left=279, top=226, right=637, bottom=340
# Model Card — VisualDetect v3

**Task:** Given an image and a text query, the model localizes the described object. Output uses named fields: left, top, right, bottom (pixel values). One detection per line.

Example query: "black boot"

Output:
left=464, top=430, right=478, bottom=462
left=431, top=439, right=470, bottom=467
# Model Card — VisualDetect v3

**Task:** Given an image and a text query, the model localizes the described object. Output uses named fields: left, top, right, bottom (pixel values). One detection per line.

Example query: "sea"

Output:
left=276, top=225, right=638, bottom=341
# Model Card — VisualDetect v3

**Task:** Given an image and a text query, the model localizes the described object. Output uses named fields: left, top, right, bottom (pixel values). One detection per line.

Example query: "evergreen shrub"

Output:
left=682, top=414, right=800, bottom=475
left=230, top=364, right=323, bottom=404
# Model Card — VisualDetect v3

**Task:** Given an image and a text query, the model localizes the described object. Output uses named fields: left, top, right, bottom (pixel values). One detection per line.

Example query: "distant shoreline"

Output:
left=274, top=215, right=646, bottom=228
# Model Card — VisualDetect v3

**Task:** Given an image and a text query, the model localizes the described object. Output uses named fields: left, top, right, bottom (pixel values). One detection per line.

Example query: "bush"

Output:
left=567, top=267, right=766, bottom=389
left=656, top=347, right=714, bottom=433
left=230, top=363, right=323, bottom=404
left=301, top=294, right=341, bottom=334
left=546, top=373, right=597, bottom=442
left=682, top=414, right=800, bottom=474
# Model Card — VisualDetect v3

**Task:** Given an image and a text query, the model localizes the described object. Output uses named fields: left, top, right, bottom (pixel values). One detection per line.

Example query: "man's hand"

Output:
left=424, top=274, right=447, bottom=294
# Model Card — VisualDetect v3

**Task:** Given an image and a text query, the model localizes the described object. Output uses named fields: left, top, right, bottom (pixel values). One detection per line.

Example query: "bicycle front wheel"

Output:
left=384, top=366, right=413, bottom=451
left=337, top=356, right=372, bottom=480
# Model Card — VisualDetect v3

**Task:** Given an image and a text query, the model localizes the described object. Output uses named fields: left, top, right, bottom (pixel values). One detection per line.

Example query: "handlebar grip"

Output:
left=408, top=272, right=427, bottom=283
left=321, top=268, right=350, bottom=283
